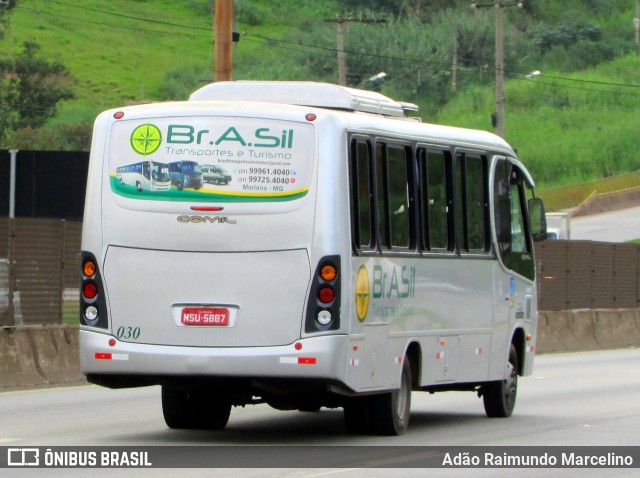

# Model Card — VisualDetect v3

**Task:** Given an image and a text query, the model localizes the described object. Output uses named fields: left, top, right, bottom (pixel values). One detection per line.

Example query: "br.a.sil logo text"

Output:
left=129, top=123, right=296, bottom=156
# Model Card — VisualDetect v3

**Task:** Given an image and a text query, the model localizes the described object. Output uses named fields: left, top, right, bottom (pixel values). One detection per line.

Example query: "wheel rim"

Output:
left=504, top=361, right=517, bottom=408
left=394, top=366, right=410, bottom=419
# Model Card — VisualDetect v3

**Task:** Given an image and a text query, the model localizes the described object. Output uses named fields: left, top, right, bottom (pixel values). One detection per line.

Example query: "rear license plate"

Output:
left=181, top=307, right=230, bottom=326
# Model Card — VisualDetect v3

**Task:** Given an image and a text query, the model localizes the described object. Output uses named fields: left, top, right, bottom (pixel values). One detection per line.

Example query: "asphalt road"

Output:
left=570, top=206, right=640, bottom=242
left=1, top=349, right=639, bottom=477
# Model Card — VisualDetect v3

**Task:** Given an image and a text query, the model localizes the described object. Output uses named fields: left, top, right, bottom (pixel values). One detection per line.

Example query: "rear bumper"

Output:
left=80, top=329, right=349, bottom=383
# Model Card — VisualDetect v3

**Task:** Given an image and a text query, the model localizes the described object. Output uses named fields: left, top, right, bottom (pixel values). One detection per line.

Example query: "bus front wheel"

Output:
left=482, top=343, right=518, bottom=418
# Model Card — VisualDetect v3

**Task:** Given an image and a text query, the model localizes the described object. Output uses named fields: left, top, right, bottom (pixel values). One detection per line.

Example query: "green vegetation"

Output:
left=62, top=300, right=79, bottom=326
left=0, top=0, right=639, bottom=192
left=436, top=55, right=640, bottom=189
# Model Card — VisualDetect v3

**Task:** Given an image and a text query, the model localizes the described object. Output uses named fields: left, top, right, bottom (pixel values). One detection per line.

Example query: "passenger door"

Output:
left=491, top=157, right=536, bottom=375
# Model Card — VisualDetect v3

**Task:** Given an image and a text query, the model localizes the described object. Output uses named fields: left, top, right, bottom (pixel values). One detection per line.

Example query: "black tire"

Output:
left=162, top=386, right=231, bottom=430
left=190, top=389, right=232, bottom=430
left=369, top=357, right=412, bottom=436
left=177, top=181, right=183, bottom=191
left=482, top=343, right=519, bottom=418
left=162, top=386, right=194, bottom=429
left=343, top=396, right=372, bottom=435
left=136, top=181, right=142, bottom=192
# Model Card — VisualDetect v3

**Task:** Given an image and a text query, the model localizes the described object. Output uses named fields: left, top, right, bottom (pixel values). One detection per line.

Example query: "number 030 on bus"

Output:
left=79, top=81, right=547, bottom=435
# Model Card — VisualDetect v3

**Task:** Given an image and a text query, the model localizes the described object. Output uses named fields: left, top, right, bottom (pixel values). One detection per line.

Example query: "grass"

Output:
left=537, top=171, right=640, bottom=211
left=3, top=1, right=640, bottom=193
left=3, top=0, right=339, bottom=125
left=6, top=0, right=214, bottom=123
left=62, top=300, right=79, bottom=326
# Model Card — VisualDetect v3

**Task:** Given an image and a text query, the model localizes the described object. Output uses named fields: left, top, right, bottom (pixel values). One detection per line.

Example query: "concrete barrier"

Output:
left=1, top=310, right=639, bottom=390
left=0, top=325, right=85, bottom=390
left=536, top=309, right=640, bottom=353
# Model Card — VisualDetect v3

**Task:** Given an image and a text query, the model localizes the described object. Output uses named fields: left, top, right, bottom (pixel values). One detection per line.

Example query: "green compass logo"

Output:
left=355, top=265, right=369, bottom=322
left=130, top=123, right=162, bottom=155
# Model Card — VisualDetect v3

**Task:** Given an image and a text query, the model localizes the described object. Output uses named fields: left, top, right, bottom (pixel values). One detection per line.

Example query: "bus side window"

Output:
left=387, top=145, right=411, bottom=249
left=455, top=152, right=489, bottom=253
left=418, top=148, right=453, bottom=251
left=349, top=138, right=374, bottom=252
left=375, top=141, right=412, bottom=250
left=375, top=143, right=390, bottom=249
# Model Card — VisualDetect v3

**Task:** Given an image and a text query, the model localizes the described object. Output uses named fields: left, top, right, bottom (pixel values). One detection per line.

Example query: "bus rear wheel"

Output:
left=343, top=396, right=372, bottom=435
left=344, top=357, right=412, bottom=435
left=482, top=343, right=518, bottom=418
left=162, top=386, right=231, bottom=430
left=368, top=357, right=412, bottom=436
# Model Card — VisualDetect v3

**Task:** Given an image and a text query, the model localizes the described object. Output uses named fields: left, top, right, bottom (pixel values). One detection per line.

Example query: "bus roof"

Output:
left=189, top=81, right=418, bottom=118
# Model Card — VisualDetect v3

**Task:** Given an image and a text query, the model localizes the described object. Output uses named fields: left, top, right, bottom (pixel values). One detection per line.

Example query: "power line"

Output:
left=47, top=0, right=210, bottom=32
left=14, top=5, right=212, bottom=38
left=10, top=3, right=640, bottom=97
left=246, top=32, right=640, bottom=90
left=514, top=76, right=640, bottom=97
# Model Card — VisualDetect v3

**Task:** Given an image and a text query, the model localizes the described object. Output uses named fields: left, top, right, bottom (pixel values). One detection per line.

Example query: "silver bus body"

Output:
left=80, top=82, right=545, bottom=434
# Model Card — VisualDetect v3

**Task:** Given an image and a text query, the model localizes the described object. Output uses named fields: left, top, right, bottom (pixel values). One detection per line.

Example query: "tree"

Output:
left=0, top=0, right=16, bottom=41
left=0, top=41, right=75, bottom=145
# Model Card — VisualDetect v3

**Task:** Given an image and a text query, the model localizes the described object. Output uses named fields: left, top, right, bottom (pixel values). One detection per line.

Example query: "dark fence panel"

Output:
left=0, top=218, right=82, bottom=326
left=567, top=241, right=591, bottom=309
left=0, top=150, right=89, bottom=220
left=535, top=240, right=640, bottom=311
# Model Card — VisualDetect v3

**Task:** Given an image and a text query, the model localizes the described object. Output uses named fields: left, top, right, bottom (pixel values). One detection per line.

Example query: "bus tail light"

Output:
left=318, top=287, right=335, bottom=304
left=83, top=282, right=98, bottom=300
left=80, top=252, right=108, bottom=329
left=305, top=255, right=341, bottom=333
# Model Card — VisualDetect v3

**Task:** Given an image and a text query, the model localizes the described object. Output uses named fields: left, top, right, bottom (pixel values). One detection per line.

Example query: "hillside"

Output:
left=1, top=0, right=639, bottom=188
left=435, top=54, right=640, bottom=188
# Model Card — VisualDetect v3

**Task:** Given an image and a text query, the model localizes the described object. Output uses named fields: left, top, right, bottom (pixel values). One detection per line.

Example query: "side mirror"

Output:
left=528, top=198, right=547, bottom=242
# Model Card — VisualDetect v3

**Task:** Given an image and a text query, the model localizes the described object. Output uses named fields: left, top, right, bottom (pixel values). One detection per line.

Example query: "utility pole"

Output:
left=214, top=0, right=233, bottom=82
left=495, top=4, right=505, bottom=138
left=324, top=17, right=386, bottom=87
left=472, top=2, right=523, bottom=138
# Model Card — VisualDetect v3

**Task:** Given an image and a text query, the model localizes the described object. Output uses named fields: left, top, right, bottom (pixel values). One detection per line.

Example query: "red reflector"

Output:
left=298, top=357, right=317, bottom=365
left=305, top=113, right=317, bottom=122
left=95, top=353, right=112, bottom=360
left=318, top=287, right=335, bottom=304
left=113, top=111, right=124, bottom=120
left=83, top=283, right=98, bottom=299
left=190, top=206, right=224, bottom=211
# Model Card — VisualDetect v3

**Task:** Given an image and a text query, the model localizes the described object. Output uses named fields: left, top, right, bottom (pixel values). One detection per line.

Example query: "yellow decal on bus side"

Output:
left=356, top=265, right=369, bottom=322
